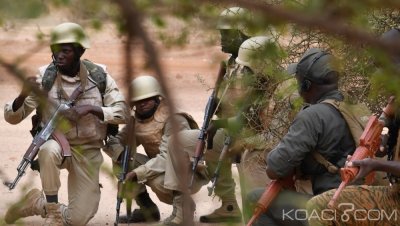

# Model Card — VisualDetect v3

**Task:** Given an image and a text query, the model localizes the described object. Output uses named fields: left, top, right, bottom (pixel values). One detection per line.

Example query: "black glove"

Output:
left=206, top=119, right=227, bottom=149
left=30, top=159, right=40, bottom=172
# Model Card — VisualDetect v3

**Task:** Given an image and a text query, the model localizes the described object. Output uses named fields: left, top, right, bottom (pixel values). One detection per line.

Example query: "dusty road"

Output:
left=0, top=17, right=244, bottom=226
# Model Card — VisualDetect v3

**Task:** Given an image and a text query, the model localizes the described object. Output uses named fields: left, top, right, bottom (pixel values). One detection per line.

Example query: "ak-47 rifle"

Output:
left=246, top=175, right=295, bottom=226
left=328, top=97, right=395, bottom=208
left=4, top=87, right=83, bottom=190
left=114, top=116, right=136, bottom=226
left=207, top=136, right=231, bottom=196
left=189, top=62, right=226, bottom=189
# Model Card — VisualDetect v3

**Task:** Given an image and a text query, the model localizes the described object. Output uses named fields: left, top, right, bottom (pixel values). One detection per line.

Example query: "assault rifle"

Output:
left=189, top=62, right=226, bottom=189
left=328, top=115, right=384, bottom=208
left=246, top=175, right=295, bottom=226
left=114, top=116, right=136, bottom=226
left=207, top=135, right=231, bottom=196
left=4, top=87, right=83, bottom=190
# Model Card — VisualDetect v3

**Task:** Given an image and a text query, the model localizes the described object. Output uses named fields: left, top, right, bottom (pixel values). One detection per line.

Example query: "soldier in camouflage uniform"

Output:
left=103, top=75, right=198, bottom=223
left=306, top=28, right=400, bottom=226
left=233, top=36, right=304, bottom=221
left=4, top=22, right=127, bottom=226
left=247, top=48, right=359, bottom=226
left=162, top=7, right=253, bottom=225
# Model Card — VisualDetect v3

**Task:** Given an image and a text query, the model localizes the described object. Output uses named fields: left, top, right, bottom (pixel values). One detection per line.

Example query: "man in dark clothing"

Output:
left=306, top=28, right=400, bottom=226
left=247, top=48, right=357, bottom=226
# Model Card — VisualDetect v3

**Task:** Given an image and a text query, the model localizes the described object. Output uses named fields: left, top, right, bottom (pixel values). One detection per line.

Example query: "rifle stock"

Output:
left=246, top=175, right=295, bottom=226
left=328, top=115, right=384, bottom=208
left=114, top=116, right=135, bottom=226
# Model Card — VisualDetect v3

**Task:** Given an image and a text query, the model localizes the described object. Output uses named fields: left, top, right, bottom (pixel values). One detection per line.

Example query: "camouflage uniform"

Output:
left=306, top=185, right=400, bottom=226
left=4, top=61, right=127, bottom=225
left=104, top=75, right=199, bottom=223
left=104, top=100, right=191, bottom=204
left=164, top=56, right=243, bottom=201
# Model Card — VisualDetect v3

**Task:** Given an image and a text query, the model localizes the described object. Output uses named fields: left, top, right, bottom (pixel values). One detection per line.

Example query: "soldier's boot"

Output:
left=5, top=188, right=46, bottom=224
left=162, top=193, right=195, bottom=226
left=199, top=198, right=242, bottom=223
left=43, top=203, right=63, bottom=226
left=119, top=190, right=160, bottom=223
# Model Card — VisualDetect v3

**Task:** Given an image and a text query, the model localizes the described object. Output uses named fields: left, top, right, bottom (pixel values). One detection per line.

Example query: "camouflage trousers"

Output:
left=113, top=153, right=174, bottom=204
left=306, top=185, right=400, bottom=226
left=38, top=139, right=103, bottom=225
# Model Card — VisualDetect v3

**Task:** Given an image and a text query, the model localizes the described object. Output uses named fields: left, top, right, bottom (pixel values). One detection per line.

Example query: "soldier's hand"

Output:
left=60, top=107, right=79, bottom=122
left=20, top=77, right=39, bottom=97
left=125, top=171, right=137, bottom=182
left=60, top=105, right=93, bottom=122
left=72, top=105, right=93, bottom=117
left=346, top=158, right=378, bottom=182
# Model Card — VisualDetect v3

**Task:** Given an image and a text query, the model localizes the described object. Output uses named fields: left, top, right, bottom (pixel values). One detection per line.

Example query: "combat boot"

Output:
left=5, top=188, right=46, bottom=224
left=43, top=203, right=63, bottom=226
left=199, top=198, right=242, bottom=223
left=119, top=190, right=160, bottom=223
left=162, top=193, right=195, bottom=226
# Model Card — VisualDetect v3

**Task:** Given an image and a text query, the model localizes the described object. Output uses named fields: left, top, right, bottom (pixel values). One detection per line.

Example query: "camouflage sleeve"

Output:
left=306, top=185, right=400, bottom=226
left=101, top=73, right=128, bottom=124
left=4, top=72, right=43, bottom=125
left=134, top=114, right=191, bottom=182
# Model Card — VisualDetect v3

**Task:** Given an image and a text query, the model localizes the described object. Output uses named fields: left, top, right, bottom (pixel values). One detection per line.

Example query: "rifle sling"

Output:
left=311, top=151, right=339, bottom=174
left=51, top=85, right=84, bottom=159
left=52, top=130, right=71, bottom=157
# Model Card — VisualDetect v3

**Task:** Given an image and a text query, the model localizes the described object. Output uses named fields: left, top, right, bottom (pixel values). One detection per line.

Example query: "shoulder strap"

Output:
left=42, top=60, right=107, bottom=95
left=311, top=99, right=370, bottom=174
left=175, top=112, right=199, bottom=129
left=42, top=63, right=57, bottom=92
left=321, top=99, right=369, bottom=146
left=82, top=59, right=107, bottom=95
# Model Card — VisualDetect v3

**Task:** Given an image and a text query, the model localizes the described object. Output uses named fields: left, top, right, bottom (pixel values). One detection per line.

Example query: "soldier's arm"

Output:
left=350, top=158, right=400, bottom=181
left=266, top=109, right=320, bottom=179
left=5, top=77, right=40, bottom=125
left=101, top=73, right=128, bottom=124
left=132, top=114, right=192, bottom=182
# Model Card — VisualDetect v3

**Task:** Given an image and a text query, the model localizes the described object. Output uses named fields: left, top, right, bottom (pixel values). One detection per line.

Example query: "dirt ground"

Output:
left=0, top=16, right=244, bottom=226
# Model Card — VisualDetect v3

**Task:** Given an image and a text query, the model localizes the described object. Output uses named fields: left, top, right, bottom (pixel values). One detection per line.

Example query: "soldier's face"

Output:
left=134, top=97, right=157, bottom=116
left=51, top=44, right=77, bottom=70
left=219, top=29, right=243, bottom=54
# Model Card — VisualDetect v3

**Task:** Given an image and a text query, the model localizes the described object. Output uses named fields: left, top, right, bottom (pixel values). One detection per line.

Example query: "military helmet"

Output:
left=130, top=75, right=164, bottom=102
left=217, top=7, right=251, bottom=36
left=235, top=36, right=272, bottom=73
left=50, top=22, right=90, bottom=49
left=287, top=48, right=336, bottom=84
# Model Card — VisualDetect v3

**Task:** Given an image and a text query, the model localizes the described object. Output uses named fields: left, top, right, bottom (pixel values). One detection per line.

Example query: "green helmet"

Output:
left=217, top=7, right=251, bottom=36
left=50, top=22, right=90, bottom=49
left=235, top=36, right=272, bottom=73
left=130, top=75, right=164, bottom=102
